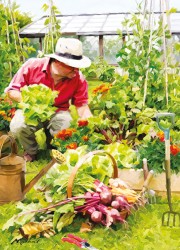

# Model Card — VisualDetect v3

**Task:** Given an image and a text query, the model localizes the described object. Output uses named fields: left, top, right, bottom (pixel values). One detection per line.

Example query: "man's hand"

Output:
left=77, top=105, right=92, bottom=119
left=7, top=90, right=22, bottom=102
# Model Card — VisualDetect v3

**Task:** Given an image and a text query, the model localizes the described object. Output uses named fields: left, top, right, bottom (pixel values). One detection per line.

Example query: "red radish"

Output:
left=100, top=191, right=112, bottom=204
left=91, top=211, right=103, bottom=222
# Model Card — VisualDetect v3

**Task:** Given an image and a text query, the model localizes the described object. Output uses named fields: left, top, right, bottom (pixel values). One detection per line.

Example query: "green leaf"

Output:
left=20, top=84, right=58, bottom=126
left=105, top=101, right=115, bottom=109
left=56, top=212, right=75, bottom=232
left=2, top=213, right=35, bottom=231
left=35, top=128, right=47, bottom=150
left=166, top=7, right=177, bottom=14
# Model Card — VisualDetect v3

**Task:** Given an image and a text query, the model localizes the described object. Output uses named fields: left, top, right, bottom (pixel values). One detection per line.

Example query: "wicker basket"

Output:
left=67, top=149, right=118, bottom=198
left=66, top=149, right=131, bottom=221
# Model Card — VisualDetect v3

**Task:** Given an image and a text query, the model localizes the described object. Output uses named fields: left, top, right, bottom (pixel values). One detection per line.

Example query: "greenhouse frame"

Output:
left=19, top=11, right=180, bottom=61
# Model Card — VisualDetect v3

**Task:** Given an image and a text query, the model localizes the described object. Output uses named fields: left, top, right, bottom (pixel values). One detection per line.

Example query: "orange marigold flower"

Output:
left=82, top=135, right=89, bottom=141
left=100, top=86, right=110, bottom=93
left=78, top=119, right=88, bottom=127
left=92, top=84, right=110, bottom=94
left=157, top=131, right=165, bottom=142
left=0, top=111, right=6, bottom=117
left=170, top=145, right=180, bottom=156
left=9, top=108, right=16, bottom=118
left=55, top=128, right=76, bottom=140
left=92, top=84, right=105, bottom=94
left=66, top=142, right=78, bottom=149
left=4, top=97, right=13, bottom=105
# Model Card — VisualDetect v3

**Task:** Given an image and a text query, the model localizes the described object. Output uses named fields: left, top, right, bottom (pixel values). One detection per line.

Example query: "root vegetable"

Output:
left=100, top=191, right=112, bottom=204
left=115, top=196, right=131, bottom=210
left=91, top=211, right=103, bottom=222
left=85, top=192, right=92, bottom=198
left=111, top=200, right=120, bottom=209
left=110, top=208, right=120, bottom=218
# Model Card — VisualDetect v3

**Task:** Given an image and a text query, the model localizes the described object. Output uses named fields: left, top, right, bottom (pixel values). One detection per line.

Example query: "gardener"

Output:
left=5, top=37, right=92, bottom=161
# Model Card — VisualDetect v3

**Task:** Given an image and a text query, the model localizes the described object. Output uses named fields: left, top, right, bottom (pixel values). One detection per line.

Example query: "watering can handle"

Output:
left=0, top=134, right=18, bottom=158
left=156, top=113, right=175, bottom=140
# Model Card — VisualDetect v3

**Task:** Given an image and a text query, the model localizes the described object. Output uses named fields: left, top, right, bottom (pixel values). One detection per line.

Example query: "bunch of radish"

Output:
left=75, top=180, right=132, bottom=227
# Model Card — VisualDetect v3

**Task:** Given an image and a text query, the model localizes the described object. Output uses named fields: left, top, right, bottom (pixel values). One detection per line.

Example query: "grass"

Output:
left=0, top=157, right=180, bottom=250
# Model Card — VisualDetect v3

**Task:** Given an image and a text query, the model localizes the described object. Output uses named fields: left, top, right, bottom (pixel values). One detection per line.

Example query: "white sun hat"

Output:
left=45, top=37, right=91, bottom=68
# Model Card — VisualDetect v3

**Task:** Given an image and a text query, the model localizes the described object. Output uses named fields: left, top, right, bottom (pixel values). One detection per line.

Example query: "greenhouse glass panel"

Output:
left=80, top=36, right=99, bottom=61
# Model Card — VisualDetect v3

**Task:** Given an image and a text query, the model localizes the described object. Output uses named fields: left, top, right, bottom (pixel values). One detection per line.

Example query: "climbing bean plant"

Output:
left=116, top=5, right=180, bottom=112
left=0, top=0, right=35, bottom=94
left=41, top=0, right=61, bottom=55
left=89, top=4, right=180, bottom=148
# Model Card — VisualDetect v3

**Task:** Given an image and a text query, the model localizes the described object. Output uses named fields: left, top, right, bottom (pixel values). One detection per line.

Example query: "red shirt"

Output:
left=5, top=57, right=89, bottom=111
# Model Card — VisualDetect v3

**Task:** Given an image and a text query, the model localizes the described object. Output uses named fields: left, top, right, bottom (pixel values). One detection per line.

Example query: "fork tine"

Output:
left=167, top=213, right=170, bottom=226
left=173, top=214, right=176, bottom=227
left=162, top=211, right=180, bottom=227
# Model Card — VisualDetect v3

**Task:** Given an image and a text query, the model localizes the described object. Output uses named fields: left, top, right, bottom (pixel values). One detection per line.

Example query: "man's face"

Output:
left=52, top=60, right=78, bottom=79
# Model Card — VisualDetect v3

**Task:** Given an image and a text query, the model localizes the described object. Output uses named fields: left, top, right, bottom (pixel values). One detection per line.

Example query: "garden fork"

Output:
left=156, top=113, right=180, bottom=227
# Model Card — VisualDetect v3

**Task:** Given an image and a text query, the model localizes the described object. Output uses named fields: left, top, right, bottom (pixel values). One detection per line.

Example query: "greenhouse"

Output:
left=0, top=0, right=180, bottom=249
left=19, top=12, right=180, bottom=63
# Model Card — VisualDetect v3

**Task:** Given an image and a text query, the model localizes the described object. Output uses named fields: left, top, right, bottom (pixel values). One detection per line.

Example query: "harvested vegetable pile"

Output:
left=2, top=148, right=146, bottom=243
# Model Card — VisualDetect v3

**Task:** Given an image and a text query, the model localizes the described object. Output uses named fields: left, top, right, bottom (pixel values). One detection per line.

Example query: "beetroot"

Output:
left=111, top=200, right=120, bottom=209
left=115, top=196, right=131, bottom=210
left=85, top=192, right=92, bottom=198
left=110, top=208, right=120, bottom=218
left=100, top=191, right=112, bottom=204
left=91, top=211, right=103, bottom=222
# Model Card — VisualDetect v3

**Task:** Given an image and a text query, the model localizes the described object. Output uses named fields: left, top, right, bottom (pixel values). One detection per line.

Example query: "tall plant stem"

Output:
left=50, top=0, right=55, bottom=52
left=6, top=20, right=12, bottom=78
left=7, top=0, right=25, bottom=62
left=143, top=0, right=154, bottom=107
left=42, top=0, right=61, bottom=54
left=161, top=0, right=169, bottom=106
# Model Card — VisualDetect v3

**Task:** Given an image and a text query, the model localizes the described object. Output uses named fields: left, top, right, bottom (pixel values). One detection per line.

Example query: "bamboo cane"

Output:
left=161, top=0, right=169, bottom=106
left=143, top=0, right=154, bottom=107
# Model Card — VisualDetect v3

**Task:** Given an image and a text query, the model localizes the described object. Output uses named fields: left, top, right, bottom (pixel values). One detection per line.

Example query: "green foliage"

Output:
left=35, top=128, right=47, bottom=150
left=0, top=2, right=35, bottom=95
left=116, top=9, right=179, bottom=111
left=86, top=6, right=180, bottom=168
left=51, top=119, right=103, bottom=153
left=0, top=94, right=17, bottom=131
left=104, top=142, right=138, bottom=169
left=89, top=79, right=157, bottom=147
left=40, top=1, right=61, bottom=55
left=137, top=131, right=180, bottom=173
left=82, top=57, right=115, bottom=82
left=0, top=153, right=179, bottom=249
left=19, top=84, right=58, bottom=126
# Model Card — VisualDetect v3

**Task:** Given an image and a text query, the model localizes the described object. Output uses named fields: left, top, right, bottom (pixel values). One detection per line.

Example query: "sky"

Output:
left=13, top=0, right=180, bottom=20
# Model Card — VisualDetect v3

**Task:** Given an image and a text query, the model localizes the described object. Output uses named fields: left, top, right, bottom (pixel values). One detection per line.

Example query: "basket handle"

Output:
left=67, top=150, right=118, bottom=198
left=0, top=134, right=18, bottom=159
